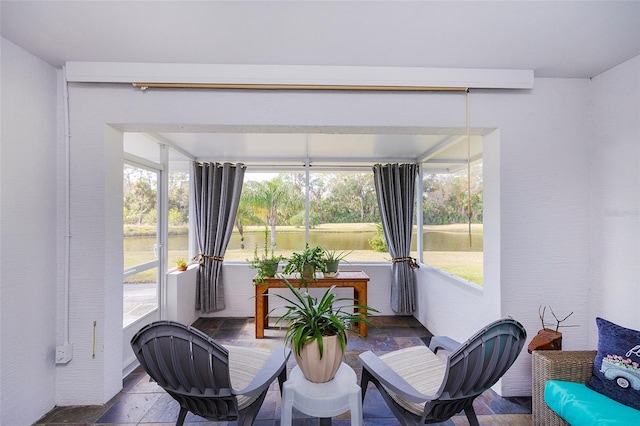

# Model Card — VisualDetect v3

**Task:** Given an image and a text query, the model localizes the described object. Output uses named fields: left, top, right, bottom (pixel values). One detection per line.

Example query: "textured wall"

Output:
left=416, top=79, right=593, bottom=396
left=54, top=97, right=124, bottom=406
left=3, top=30, right=638, bottom=421
left=59, top=83, right=470, bottom=403
left=589, top=55, right=640, bottom=341
left=498, top=78, right=592, bottom=395
left=63, top=80, right=593, bottom=400
left=0, top=38, right=59, bottom=425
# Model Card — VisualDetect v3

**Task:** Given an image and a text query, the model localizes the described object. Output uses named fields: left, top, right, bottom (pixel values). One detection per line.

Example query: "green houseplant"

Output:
left=273, top=278, right=377, bottom=382
left=322, top=248, right=352, bottom=277
left=282, top=244, right=326, bottom=283
left=175, top=258, right=188, bottom=271
left=248, top=228, right=286, bottom=284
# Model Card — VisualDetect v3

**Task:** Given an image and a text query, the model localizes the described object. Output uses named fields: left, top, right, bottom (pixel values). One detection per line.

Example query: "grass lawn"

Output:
left=423, top=251, right=483, bottom=284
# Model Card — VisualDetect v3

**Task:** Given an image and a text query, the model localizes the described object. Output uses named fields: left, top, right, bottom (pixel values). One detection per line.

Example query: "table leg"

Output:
left=354, top=284, right=367, bottom=337
left=264, top=288, right=269, bottom=328
left=255, top=286, right=266, bottom=338
left=349, top=386, right=363, bottom=426
left=281, top=382, right=294, bottom=426
left=319, top=418, right=332, bottom=426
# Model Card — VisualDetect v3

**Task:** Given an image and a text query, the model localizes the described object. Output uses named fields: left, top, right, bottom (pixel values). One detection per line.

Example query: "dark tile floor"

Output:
left=36, top=316, right=531, bottom=425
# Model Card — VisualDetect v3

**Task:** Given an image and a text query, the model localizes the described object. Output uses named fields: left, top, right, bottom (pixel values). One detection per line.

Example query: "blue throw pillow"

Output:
left=586, top=317, right=640, bottom=410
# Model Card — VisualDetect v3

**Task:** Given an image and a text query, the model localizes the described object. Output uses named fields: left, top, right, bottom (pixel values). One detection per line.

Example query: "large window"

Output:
left=123, top=133, right=191, bottom=328
left=422, top=162, right=483, bottom=284
left=225, top=170, right=385, bottom=262
left=307, top=171, right=382, bottom=261
left=167, top=156, right=190, bottom=268
left=122, top=130, right=484, bottom=286
left=123, top=163, right=160, bottom=327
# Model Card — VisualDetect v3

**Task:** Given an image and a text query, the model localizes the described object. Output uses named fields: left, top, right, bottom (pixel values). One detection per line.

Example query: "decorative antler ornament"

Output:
left=527, top=305, right=577, bottom=354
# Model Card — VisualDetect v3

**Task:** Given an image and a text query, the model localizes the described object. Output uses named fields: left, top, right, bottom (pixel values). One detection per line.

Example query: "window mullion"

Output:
left=304, top=158, right=310, bottom=245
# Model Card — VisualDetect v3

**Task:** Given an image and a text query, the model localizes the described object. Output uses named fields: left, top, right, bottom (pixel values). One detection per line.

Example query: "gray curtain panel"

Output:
left=192, top=162, right=246, bottom=312
left=373, top=163, right=419, bottom=314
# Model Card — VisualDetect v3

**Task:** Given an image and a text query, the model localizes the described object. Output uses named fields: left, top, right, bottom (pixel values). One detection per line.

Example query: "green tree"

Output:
left=125, top=180, right=156, bottom=225
left=241, top=176, right=302, bottom=247
left=168, top=171, right=189, bottom=225
left=307, top=173, right=329, bottom=224
left=325, top=173, right=377, bottom=222
left=234, top=196, right=262, bottom=249
left=423, top=163, right=483, bottom=225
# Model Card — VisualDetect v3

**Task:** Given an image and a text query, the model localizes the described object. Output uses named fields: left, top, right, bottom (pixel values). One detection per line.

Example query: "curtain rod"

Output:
left=132, top=82, right=469, bottom=92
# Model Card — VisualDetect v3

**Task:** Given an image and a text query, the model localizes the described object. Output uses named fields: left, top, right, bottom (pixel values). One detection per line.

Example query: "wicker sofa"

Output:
left=532, top=350, right=597, bottom=425
left=533, top=349, right=640, bottom=425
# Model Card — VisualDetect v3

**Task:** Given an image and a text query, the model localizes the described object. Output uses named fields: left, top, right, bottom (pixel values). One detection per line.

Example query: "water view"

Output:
left=125, top=224, right=483, bottom=277
left=125, top=226, right=482, bottom=258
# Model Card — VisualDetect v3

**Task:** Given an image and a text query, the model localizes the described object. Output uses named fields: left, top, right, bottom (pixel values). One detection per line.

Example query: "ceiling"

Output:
left=127, top=129, right=484, bottom=172
left=3, top=1, right=639, bottom=170
left=2, top=1, right=638, bottom=78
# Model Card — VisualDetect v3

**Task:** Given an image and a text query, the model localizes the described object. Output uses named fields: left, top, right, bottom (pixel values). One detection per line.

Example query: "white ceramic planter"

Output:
left=294, top=335, right=344, bottom=383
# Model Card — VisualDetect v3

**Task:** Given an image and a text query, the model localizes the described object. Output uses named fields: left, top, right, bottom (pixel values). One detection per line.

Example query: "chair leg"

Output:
left=238, top=413, right=257, bottom=426
left=360, top=367, right=371, bottom=401
left=278, top=367, right=287, bottom=396
left=464, top=405, right=480, bottom=426
left=176, top=407, right=188, bottom=426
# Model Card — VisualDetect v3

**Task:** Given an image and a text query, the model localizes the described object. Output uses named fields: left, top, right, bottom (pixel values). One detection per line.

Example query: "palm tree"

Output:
left=241, top=176, right=302, bottom=247
left=234, top=197, right=259, bottom=249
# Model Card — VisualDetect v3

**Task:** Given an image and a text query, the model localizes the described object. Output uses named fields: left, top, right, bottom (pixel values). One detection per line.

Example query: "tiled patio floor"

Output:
left=36, top=316, right=531, bottom=425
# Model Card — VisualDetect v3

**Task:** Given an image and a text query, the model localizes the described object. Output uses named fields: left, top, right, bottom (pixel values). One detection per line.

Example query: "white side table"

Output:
left=281, top=362, right=363, bottom=426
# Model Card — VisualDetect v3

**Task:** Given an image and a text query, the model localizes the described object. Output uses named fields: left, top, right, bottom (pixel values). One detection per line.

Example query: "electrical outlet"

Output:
left=56, top=343, right=73, bottom=364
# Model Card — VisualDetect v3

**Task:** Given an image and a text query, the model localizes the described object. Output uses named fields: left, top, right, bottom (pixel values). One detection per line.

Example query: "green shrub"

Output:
left=368, top=223, right=387, bottom=252
left=168, top=207, right=186, bottom=226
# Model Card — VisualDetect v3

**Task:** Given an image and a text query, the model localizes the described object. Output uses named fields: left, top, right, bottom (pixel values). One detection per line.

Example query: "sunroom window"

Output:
left=225, top=170, right=385, bottom=262
left=126, top=128, right=485, bottom=284
left=421, top=136, right=484, bottom=284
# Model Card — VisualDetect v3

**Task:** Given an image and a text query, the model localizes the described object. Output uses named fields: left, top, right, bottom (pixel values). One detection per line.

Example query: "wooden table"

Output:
left=254, top=271, right=370, bottom=339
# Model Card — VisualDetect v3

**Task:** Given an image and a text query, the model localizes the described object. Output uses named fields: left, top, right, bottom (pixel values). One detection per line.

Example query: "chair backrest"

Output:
left=130, top=320, right=238, bottom=419
left=440, top=318, right=526, bottom=400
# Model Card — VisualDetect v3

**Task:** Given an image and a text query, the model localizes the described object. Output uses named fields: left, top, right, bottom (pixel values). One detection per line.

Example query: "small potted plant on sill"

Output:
left=176, top=258, right=188, bottom=272
left=282, top=244, right=326, bottom=284
left=248, top=227, right=286, bottom=284
left=273, top=278, right=377, bottom=383
left=322, top=248, right=352, bottom=277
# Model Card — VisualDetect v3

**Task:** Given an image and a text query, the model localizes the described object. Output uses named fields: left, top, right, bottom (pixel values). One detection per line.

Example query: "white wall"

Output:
left=60, top=78, right=596, bottom=401
left=166, top=266, right=199, bottom=324
left=4, top=51, right=637, bottom=421
left=588, top=55, right=640, bottom=342
left=58, top=83, right=471, bottom=404
left=54, top=107, right=124, bottom=406
left=416, top=79, right=593, bottom=396
left=0, top=38, right=59, bottom=425
left=200, top=264, right=395, bottom=318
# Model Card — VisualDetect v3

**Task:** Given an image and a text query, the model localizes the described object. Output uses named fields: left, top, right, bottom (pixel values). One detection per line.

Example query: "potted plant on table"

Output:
left=273, top=279, right=377, bottom=383
left=322, top=248, right=352, bottom=277
left=282, top=244, right=326, bottom=284
left=248, top=228, right=286, bottom=284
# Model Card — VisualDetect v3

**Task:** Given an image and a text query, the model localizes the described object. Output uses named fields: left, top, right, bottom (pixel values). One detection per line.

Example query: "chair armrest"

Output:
left=533, top=350, right=597, bottom=384
left=428, top=336, right=460, bottom=354
left=233, top=346, right=291, bottom=398
left=360, top=350, right=435, bottom=403
left=532, top=350, right=597, bottom=426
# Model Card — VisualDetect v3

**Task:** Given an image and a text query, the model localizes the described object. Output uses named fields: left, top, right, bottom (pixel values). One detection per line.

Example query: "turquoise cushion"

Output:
left=545, top=380, right=640, bottom=425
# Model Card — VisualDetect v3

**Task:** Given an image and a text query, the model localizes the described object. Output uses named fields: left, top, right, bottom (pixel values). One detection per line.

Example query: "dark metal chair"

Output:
left=130, top=320, right=291, bottom=426
left=359, top=318, right=526, bottom=426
